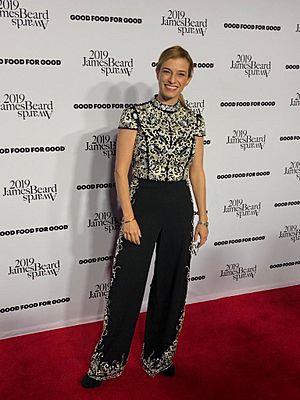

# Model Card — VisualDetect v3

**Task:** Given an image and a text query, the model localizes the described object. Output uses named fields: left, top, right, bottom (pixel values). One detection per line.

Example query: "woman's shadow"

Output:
left=51, top=81, right=153, bottom=356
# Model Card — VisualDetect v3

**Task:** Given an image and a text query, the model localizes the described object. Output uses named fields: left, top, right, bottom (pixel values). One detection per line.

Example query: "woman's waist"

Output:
left=133, top=176, right=188, bottom=185
left=130, top=177, right=191, bottom=196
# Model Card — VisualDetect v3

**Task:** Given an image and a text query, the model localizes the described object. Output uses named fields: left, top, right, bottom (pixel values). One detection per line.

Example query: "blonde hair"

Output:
left=156, top=45, right=194, bottom=108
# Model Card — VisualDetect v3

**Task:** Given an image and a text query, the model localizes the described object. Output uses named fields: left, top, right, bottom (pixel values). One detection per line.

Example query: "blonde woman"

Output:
left=81, top=45, right=208, bottom=388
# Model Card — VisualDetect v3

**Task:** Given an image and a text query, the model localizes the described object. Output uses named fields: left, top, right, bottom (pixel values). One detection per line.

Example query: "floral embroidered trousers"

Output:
left=87, top=177, right=194, bottom=381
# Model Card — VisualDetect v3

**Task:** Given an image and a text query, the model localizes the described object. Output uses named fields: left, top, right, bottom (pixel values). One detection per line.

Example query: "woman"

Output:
left=81, top=45, right=208, bottom=388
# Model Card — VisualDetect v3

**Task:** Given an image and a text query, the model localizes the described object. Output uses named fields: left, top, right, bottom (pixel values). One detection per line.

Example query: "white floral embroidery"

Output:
left=141, top=303, right=186, bottom=377
left=185, top=178, right=198, bottom=256
left=141, top=264, right=191, bottom=377
left=119, top=96, right=206, bottom=182
left=87, top=178, right=140, bottom=381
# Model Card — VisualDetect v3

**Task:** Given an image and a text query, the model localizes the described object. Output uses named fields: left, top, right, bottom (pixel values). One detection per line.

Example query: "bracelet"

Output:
left=197, top=220, right=209, bottom=227
left=123, top=217, right=136, bottom=224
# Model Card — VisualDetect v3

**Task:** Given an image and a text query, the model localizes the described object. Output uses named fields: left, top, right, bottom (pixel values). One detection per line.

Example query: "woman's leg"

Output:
left=141, top=181, right=194, bottom=376
left=86, top=180, right=161, bottom=382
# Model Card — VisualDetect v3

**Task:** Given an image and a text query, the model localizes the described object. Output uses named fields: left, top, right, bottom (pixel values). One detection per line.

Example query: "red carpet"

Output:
left=1, top=285, right=300, bottom=400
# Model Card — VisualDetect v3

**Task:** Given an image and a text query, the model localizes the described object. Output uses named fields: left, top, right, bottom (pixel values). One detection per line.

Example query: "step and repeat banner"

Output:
left=0, top=0, right=299, bottom=339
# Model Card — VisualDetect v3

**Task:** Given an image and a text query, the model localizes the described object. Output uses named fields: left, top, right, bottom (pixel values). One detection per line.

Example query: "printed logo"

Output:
left=226, top=129, right=266, bottom=150
left=78, top=256, right=114, bottom=265
left=188, top=275, right=206, bottom=282
left=0, top=93, right=54, bottom=120
left=82, top=50, right=134, bottom=76
left=8, top=257, right=61, bottom=280
left=85, top=134, right=116, bottom=158
left=87, top=211, right=121, bottom=232
left=230, top=54, right=271, bottom=78
left=284, top=161, right=300, bottom=180
left=214, top=235, right=265, bottom=246
left=270, top=259, right=300, bottom=269
left=89, top=283, right=110, bottom=299
left=217, top=171, right=270, bottom=180
left=0, top=58, right=61, bottom=66
left=161, top=9, right=207, bottom=36
left=220, top=262, right=257, bottom=281
left=223, top=198, right=261, bottom=218
left=70, top=14, right=142, bottom=24
left=285, top=64, right=299, bottom=70
left=0, top=224, right=68, bottom=238
left=76, top=182, right=115, bottom=191
left=2, top=179, right=58, bottom=203
left=274, top=200, right=300, bottom=208
left=1, top=297, right=70, bottom=314
left=290, top=92, right=300, bottom=106
left=74, top=103, right=132, bottom=110
left=0, top=146, right=65, bottom=155
left=279, top=135, right=300, bottom=142
left=224, top=23, right=280, bottom=31
left=0, top=0, right=49, bottom=29
left=278, top=225, right=300, bottom=243
left=220, top=100, right=275, bottom=108
left=186, top=99, right=204, bottom=114
left=192, top=62, right=214, bottom=69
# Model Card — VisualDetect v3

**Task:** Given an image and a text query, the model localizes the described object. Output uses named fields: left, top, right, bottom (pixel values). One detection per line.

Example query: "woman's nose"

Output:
left=168, top=73, right=176, bottom=83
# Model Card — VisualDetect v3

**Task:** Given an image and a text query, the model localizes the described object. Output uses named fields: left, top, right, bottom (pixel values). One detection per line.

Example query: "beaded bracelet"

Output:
left=123, top=217, right=136, bottom=224
left=197, top=220, right=209, bottom=227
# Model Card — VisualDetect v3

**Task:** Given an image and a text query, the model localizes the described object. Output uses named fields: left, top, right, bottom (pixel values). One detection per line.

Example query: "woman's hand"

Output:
left=193, top=223, right=208, bottom=248
left=123, top=219, right=142, bottom=245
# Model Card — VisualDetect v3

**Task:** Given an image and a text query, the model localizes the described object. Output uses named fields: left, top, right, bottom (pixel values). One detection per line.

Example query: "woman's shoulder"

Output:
left=125, top=99, right=151, bottom=111
left=118, top=99, right=152, bottom=128
left=180, top=105, right=206, bottom=135
left=119, top=100, right=151, bottom=122
left=181, top=105, right=203, bottom=121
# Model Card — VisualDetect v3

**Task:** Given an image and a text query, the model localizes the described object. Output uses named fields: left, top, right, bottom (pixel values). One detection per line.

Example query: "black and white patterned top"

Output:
left=118, top=95, right=206, bottom=182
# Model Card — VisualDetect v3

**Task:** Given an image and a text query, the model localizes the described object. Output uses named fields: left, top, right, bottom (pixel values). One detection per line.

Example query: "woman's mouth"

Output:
left=165, top=85, right=178, bottom=91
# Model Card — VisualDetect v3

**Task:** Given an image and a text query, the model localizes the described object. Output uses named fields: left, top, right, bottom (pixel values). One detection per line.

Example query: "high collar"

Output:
left=151, top=95, right=181, bottom=113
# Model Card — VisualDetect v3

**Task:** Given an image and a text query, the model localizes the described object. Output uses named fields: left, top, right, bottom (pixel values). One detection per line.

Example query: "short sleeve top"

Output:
left=118, top=95, right=206, bottom=181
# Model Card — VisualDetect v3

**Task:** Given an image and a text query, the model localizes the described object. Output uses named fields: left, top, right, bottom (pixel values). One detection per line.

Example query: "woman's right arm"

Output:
left=114, top=128, right=141, bottom=245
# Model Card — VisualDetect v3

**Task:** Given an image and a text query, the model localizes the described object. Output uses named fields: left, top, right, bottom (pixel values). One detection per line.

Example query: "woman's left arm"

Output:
left=189, top=136, right=208, bottom=247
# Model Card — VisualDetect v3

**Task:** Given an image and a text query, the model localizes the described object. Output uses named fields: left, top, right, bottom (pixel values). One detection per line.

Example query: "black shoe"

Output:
left=81, top=374, right=102, bottom=388
left=159, top=364, right=176, bottom=377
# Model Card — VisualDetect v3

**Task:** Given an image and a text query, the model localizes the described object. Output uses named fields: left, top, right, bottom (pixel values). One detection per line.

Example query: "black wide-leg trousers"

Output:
left=87, top=177, right=194, bottom=381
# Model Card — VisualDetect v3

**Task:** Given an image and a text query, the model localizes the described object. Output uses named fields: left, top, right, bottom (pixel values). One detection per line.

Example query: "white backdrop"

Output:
left=1, top=0, right=300, bottom=339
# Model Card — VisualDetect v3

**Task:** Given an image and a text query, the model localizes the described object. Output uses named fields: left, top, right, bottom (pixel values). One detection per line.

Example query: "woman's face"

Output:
left=156, top=57, right=192, bottom=104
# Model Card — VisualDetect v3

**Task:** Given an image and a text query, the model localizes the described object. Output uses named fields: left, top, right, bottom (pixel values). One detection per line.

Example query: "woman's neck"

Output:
left=156, top=93, right=179, bottom=106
